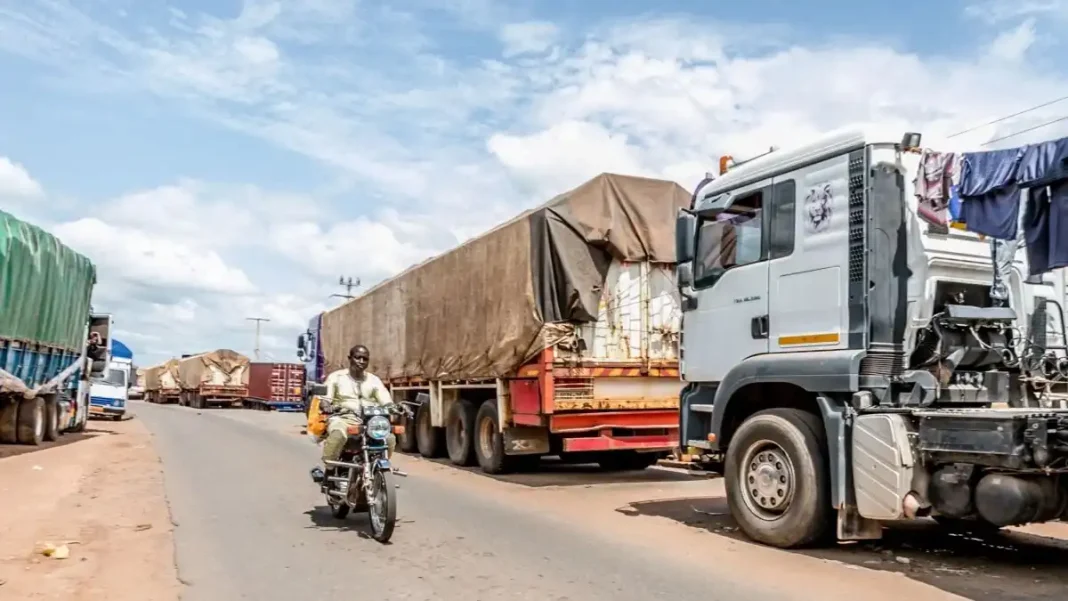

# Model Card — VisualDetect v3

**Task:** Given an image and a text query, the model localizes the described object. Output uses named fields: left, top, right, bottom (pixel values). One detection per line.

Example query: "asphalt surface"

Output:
left=132, top=402, right=1068, bottom=601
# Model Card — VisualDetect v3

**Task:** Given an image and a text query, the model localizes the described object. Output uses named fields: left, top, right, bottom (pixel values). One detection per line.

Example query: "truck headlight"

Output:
left=366, top=416, right=391, bottom=440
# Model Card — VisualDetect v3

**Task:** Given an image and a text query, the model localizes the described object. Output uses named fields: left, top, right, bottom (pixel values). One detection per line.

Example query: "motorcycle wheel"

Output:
left=367, top=470, right=397, bottom=543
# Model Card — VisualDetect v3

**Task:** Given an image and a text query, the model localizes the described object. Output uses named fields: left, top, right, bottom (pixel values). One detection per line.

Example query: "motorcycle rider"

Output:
left=310, top=344, right=395, bottom=482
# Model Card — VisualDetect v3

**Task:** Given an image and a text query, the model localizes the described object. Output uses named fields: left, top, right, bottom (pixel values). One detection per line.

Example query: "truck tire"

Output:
left=0, top=400, right=19, bottom=443
left=44, top=397, right=61, bottom=442
left=398, top=411, right=419, bottom=453
left=445, top=400, right=477, bottom=466
left=724, top=408, right=832, bottom=548
left=415, top=402, right=444, bottom=458
left=474, top=400, right=515, bottom=474
left=16, top=397, right=46, bottom=445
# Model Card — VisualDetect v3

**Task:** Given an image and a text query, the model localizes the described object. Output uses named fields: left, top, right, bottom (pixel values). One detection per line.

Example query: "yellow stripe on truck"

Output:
left=778, top=332, right=840, bottom=346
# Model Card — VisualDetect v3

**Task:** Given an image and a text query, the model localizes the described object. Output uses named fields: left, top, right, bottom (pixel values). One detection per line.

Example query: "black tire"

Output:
left=44, top=397, right=61, bottom=442
left=398, top=411, right=419, bottom=453
left=724, top=408, right=832, bottom=548
left=0, top=400, right=19, bottom=443
left=16, top=397, right=46, bottom=445
left=597, top=451, right=659, bottom=471
left=445, top=400, right=478, bottom=466
left=415, top=403, right=444, bottom=458
left=368, top=470, right=397, bottom=543
left=474, top=401, right=515, bottom=474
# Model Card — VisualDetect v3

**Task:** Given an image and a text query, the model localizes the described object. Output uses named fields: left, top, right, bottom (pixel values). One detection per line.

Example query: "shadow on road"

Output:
left=0, top=425, right=121, bottom=460
left=419, top=455, right=715, bottom=488
left=620, top=496, right=1068, bottom=601
left=304, top=506, right=406, bottom=545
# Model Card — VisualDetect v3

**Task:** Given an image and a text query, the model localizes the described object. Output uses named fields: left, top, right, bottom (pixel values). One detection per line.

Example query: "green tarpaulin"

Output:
left=0, top=210, right=96, bottom=350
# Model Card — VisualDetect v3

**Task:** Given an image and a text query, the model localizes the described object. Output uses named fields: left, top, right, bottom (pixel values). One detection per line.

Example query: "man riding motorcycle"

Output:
left=310, top=344, right=395, bottom=482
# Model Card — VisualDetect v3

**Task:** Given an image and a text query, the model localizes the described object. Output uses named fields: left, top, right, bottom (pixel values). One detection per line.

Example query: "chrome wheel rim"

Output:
left=739, top=439, right=796, bottom=521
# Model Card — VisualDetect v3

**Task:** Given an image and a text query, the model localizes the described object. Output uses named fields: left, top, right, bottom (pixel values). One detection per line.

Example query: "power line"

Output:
left=948, top=94, right=1068, bottom=139
left=981, top=114, right=1068, bottom=146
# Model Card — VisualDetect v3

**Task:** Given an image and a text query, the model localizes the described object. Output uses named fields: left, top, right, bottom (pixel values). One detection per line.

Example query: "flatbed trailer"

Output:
left=301, top=173, right=691, bottom=473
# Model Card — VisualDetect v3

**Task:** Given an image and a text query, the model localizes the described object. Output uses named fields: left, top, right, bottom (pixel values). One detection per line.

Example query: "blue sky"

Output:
left=2, top=0, right=1067, bottom=366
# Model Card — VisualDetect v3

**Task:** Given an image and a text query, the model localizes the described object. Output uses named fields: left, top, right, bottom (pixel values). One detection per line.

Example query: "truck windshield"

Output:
left=694, top=207, right=763, bottom=287
left=95, top=369, right=127, bottom=387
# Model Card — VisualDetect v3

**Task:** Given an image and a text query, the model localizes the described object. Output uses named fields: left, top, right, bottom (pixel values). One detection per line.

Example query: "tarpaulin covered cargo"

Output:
left=177, top=349, right=249, bottom=390
left=0, top=210, right=96, bottom=350
left=321, top=173, right=691, bottom=379
left=144, top=359, right=180, bottom=392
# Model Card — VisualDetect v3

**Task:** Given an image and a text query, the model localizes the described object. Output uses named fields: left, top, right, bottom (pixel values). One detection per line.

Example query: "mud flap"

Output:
left=503, top=426, right=550, bottom=455
left=837, top=506, right=883, bottom=541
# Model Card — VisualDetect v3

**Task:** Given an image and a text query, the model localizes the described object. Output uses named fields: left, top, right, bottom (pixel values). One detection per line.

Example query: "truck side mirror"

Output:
left=677, top=263, right=694, bottom=288
left=676, top=211, right=697, bottom=264
left=297, top=334, right=306, bottom=350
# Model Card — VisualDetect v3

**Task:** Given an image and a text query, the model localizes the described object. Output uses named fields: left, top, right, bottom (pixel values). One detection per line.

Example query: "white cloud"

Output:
left=0, top=156, right=44, bottom=198
left=966, top=0, right=1068, bottom=23
left=499, top=21, right=559, bottom=57
left=987, top=19, right=1038, bottom=61
left=271, top=217, right=435, bottom=279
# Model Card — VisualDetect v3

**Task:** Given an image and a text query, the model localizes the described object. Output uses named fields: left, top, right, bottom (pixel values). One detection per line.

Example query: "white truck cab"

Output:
left=677, top=127, right=1068, bottom=548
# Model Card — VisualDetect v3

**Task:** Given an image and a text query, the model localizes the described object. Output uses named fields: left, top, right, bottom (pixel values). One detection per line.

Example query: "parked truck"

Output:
left=246, top=362, right=304, bottom=411
left=143, top=359, right=180, bottom=404
left=1, top=209, right=111, bottom=445
left=676, top=127, right=1068, bottom=548
left=299, top=173, right=690, bottom=473
left=176, top=349, right=249, bottom=408
left=88, top=338, right=132, bottom=420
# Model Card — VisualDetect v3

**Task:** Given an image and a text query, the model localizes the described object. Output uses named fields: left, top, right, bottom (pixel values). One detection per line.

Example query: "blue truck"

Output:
left=1, top=209, right=112, bottom=445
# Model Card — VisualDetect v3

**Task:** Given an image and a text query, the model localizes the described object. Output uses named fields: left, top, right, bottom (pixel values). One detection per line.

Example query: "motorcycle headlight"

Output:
left=366, top=415, right=391, bottom=440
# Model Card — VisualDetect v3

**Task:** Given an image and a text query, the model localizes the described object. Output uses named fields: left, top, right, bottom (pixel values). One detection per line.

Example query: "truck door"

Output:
left=684, top=180, right=771, bottom=382
left=767, top=156, right=851, bottom=353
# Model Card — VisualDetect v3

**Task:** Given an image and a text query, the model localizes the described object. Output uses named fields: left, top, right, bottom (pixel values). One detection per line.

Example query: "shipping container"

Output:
left=1, top=209, right=105, bottom=444
left=302, top=173, right=689, bottom=474
left=246, top=362, right=304, bottom=411
left=177, top=349, right=249, bottom=409
left=143, top=359, right=180, bottom=404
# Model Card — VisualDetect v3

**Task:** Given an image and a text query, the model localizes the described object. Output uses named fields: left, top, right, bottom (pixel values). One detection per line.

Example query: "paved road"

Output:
left=133, top=402, right=1066, bottom=601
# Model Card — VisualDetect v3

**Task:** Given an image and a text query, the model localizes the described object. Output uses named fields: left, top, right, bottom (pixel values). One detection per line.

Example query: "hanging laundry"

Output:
left=958, top=147, right=1026, bottom=240
left=1018, top=137, right=1068, bottom=276
left=914, top=150, right=960, bottom=227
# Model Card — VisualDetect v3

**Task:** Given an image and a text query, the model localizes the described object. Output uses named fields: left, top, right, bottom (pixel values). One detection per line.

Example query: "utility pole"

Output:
left=246, top=317, right=270, bottom=361
left=331, top=276, right=360, bottom=301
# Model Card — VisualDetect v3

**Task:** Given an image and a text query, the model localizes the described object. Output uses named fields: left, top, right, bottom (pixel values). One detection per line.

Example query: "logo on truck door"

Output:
left=804, top=183, right=833, bottom=234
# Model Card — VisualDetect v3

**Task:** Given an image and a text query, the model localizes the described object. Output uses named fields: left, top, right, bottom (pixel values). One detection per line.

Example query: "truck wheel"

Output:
left=724, top=408, right=832, bottom=548
left=474, top=400, right=515, bottom=474
left=44, top=397, right=61, bottom=442
left=415, top=402, right=444, bottom=458
left=16, top=397, right=46, bottom=445
left=445, top=400, right=477, bottom=466
left=398, top=411, right=419, bottom=453
left=0, top=400, right=19, bottom=443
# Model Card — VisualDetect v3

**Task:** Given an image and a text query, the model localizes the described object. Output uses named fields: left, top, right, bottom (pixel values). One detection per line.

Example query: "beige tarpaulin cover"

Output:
left=320, top=173, right=692, bottom=380
left=177, top=349, right=250, bottom=389
left=143, top=359, right=180, bottom=392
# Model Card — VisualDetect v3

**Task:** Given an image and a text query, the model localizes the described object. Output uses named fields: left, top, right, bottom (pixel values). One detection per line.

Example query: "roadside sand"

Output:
left=0, top=417, right=180, bottom=600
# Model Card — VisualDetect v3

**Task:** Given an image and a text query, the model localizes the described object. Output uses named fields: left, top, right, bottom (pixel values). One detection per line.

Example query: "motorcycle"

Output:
left=310, top=402, right=409, bottom=543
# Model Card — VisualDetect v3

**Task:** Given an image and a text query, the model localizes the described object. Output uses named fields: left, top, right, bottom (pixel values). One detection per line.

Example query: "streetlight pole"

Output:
left=333, top=276, right=360, bottom=300
left=246, top=317, right=270, bottom=361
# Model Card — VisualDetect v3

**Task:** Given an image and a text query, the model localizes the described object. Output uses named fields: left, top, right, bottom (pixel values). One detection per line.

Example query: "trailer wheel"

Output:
left=16, top=397, right=46, bottom=445
left=445, top=400, right=478, bottom=466
left=0, top=400, right=19, bottom=443
left=474, top=401, right=515, bottom=474
left=398, top=411, right=419, bottom=453
left=724, top=408, right=832, bottom=548
left=43, top=397, right=61, bottom=442
left=415, top=402, right=444, bottom=458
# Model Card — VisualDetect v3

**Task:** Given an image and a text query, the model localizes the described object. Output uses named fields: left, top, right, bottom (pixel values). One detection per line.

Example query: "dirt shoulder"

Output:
left=0, top=417, right=181, bottom=600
